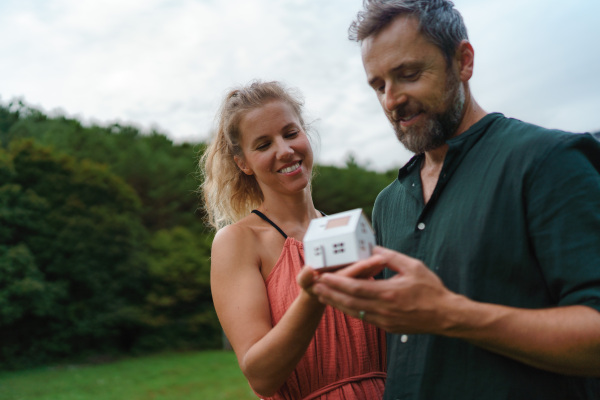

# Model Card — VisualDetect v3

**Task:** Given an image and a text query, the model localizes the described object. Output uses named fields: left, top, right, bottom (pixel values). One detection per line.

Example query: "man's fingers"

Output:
left=312, top=279, right=378, bottom=319
left=315, top=273, right=383, bottom=300
left=373, top=246, right=420, bottom=273
left=337, top=254, right=387, bottom=278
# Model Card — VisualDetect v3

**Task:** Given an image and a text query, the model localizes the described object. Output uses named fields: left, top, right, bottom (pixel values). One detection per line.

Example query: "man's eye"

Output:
left=401, top=71, right=420, bottom=81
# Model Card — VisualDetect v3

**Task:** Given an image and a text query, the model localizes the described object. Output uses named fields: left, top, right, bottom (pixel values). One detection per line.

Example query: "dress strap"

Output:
left=251, top=210, right=287, bottom=239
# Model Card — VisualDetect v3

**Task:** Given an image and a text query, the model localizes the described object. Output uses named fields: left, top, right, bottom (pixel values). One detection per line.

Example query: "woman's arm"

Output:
left=210, top=225, right=325, bottom=397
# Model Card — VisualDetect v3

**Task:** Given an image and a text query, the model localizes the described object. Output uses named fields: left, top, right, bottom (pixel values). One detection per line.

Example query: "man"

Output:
left=308, top=0, right=600, bottom=398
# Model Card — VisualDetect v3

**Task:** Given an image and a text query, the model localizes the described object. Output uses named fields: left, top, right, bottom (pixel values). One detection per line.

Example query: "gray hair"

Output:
left=349, top=0, right=469, bottom=66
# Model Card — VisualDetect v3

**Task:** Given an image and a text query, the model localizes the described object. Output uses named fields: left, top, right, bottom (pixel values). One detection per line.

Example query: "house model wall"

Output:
left=303, top=208, right=376, bottom=270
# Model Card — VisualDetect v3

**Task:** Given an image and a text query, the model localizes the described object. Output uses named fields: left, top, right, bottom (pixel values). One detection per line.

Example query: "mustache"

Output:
left=390, top=104, right=419, bottom=122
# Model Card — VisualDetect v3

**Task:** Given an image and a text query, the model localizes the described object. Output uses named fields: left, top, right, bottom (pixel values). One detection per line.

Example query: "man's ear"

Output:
left=456, top=40, right=474, bottom=82
left=234, top=155, right=254, bottom=175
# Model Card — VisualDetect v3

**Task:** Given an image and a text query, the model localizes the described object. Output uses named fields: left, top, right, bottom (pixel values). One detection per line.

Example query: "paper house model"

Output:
left=303, top=208, right=376, bottom=270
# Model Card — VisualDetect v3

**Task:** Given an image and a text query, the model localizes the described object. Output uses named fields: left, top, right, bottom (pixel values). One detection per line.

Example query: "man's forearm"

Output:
left=444, top=298, right=600, bottom=377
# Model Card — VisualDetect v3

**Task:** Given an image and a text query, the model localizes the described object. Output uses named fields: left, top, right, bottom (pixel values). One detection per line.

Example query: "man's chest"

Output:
left=377, top=165, right=534, bottom=295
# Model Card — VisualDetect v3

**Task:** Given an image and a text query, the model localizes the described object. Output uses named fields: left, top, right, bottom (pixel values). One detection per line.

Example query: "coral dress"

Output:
left=252, top=210, right=386, bottom=400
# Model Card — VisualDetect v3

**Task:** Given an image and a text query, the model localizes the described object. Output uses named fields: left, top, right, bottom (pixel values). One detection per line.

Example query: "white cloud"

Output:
left=1, top=0, right=598, bottom=171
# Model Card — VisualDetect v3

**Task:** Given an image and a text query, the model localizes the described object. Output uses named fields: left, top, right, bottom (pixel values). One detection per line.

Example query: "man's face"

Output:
left=361, top=16, right=465, bottom=154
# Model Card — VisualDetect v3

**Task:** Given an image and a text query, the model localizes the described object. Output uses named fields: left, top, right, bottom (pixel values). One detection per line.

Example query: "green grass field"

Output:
left=0, top=351, right=256, bottom=400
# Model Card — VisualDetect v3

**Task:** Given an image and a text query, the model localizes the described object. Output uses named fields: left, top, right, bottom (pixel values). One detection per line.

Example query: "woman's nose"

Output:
left=276, top=139, right=294, bottom=159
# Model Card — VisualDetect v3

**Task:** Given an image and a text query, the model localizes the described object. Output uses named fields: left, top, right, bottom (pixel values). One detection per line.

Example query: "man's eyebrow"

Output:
left=368, top=61, right=424, bottom=86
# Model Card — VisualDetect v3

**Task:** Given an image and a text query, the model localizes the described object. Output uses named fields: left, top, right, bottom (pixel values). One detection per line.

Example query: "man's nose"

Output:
left=384, top=83, right=408, bottom=114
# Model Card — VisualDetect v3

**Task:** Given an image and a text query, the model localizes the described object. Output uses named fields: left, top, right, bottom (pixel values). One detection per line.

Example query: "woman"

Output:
left=200, top=80, right=385, bottom=399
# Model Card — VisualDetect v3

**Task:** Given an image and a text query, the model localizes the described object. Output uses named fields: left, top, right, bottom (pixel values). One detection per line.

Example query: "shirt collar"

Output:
left=396, top=113, right=504, bottom=182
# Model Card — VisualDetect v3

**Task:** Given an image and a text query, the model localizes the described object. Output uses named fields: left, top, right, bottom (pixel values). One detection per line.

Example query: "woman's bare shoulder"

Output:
left=211, top=216, right=263, bottom=271
left=213, top=215, right=259, bottom=248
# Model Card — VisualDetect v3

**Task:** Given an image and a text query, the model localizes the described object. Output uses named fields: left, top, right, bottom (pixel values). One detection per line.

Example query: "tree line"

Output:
left=0, top=99, right=398, bottom=370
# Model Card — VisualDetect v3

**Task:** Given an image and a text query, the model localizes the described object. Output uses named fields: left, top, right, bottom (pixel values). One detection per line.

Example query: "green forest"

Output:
left=0, top=99, right=398, bottom=370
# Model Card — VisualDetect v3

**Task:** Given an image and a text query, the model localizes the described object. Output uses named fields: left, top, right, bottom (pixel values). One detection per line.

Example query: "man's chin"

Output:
left=394, top=127, right=420, bottom=153
left=396, top=131, right=448, bottom=154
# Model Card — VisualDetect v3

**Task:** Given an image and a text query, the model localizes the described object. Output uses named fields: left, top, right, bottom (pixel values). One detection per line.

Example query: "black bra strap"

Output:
left=252, top=210, right=287, bottom=239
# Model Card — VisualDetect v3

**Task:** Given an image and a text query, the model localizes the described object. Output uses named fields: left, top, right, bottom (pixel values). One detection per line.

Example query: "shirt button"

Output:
left=417, top=222, right=425, bottom=230
left=401, top=335, right=408, bottom=343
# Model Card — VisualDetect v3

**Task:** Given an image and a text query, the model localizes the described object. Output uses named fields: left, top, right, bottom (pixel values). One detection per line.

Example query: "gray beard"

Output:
left=393, top=74, right=465, bottom=154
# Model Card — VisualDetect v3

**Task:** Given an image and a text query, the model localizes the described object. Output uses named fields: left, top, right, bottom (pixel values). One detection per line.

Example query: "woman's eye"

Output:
left=256, top=142, right=270, bottom=150
left=285, top=131, right=299, bottom=138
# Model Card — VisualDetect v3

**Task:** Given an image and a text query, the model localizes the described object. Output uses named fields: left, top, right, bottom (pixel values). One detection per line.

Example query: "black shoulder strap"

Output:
left=251, top=210, right=287, bottom=239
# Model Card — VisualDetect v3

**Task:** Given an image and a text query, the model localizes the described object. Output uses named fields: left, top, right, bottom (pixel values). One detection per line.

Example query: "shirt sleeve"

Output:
left=525, top=133, right=600, bottom=312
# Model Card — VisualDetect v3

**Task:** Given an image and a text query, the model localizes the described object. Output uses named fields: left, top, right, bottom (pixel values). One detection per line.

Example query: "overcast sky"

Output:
left=2, top=0, right=599, bottom=171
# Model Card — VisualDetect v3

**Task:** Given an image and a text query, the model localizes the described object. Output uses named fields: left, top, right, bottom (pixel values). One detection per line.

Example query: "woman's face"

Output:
left=235, top=100, right=313, bottom=197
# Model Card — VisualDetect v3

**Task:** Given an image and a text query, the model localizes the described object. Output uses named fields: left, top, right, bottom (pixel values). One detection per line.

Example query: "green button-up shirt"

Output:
left=373, top=113, right=600, bottom=399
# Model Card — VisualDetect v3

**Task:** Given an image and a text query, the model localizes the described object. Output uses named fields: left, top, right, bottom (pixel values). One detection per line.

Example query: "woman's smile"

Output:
left=278, top=161, right=302, bottom=175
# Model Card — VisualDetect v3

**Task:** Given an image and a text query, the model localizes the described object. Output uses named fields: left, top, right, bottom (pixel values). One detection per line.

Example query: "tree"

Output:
left=312, top=155, right=397, bottom=218
left=137, top=226, right=219, bottom=350
left=1, top=101, right=206, bottom=233
left=0, top=99, right=403, bottom=368
left=0, top=140, right=147, bottom=369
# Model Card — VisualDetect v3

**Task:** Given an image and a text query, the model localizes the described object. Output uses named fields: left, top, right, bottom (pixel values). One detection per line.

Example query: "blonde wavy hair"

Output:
left=199, top=80, right=310, bottom=230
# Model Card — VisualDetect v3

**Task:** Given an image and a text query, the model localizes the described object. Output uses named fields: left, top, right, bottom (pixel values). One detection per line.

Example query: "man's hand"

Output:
left=297, top=250, right=386, bottom=294
left=306, top=246, right=600, bottom=376
left=310, top=246, right=464, bottom=334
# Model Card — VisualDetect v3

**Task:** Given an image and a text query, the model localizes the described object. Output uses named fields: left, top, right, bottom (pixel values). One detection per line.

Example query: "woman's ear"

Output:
left=234, top=155, right=254, bottom=175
